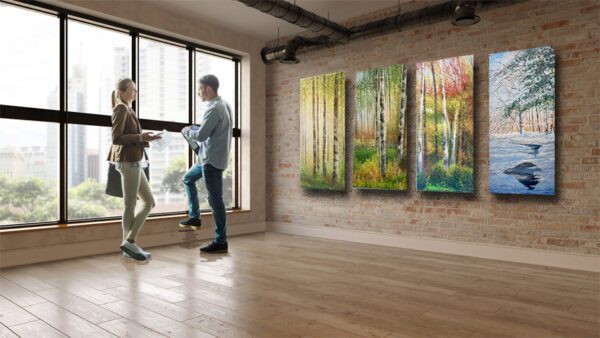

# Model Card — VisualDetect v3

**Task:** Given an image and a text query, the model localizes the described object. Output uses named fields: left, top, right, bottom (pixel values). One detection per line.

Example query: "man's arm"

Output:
left=184, top=108, right=220, bottom=142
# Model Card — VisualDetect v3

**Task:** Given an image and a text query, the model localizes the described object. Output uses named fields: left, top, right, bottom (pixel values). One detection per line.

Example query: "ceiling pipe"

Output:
left=236, top=0, right=351, bottom=41
left=239, top=0, right=528, bottom=64
left=261, top=35, right=330, bottom=64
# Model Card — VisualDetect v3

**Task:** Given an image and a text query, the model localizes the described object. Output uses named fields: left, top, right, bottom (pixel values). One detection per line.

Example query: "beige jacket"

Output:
left=107, top=104, right=148, bottom=162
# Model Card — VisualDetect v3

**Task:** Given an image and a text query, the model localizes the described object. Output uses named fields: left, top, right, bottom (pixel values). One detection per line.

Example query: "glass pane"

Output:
left=195, top=53, right=236, bottom=210
left=196, top=53, right=236, bottom=126
left=0, top=119, right=59, bottom=225
left=0, top=3, right=59, bottom=110
left=147, top=131, right=188, bottom=213
left=139, top=38, right=188, bottom=122
left=68, top=125, right=121, bottom=220
left=68, top=20, right=131, bottom=115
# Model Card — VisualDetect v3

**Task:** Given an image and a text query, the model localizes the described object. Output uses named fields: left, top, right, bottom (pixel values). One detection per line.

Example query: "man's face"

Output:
left=198, top=84, right=209, bottom=102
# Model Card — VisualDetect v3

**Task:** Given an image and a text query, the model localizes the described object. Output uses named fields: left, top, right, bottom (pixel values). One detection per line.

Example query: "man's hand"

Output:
left=181, top=126, right=190, bottom=135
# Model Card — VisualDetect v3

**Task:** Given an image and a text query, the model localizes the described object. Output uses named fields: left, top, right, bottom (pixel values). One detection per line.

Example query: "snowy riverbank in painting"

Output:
left=489, top=133, right=555, bottom=195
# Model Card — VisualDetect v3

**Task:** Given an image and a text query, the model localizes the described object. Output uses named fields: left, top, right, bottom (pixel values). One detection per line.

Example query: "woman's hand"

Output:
left=142, top=131, right=162, bottom=142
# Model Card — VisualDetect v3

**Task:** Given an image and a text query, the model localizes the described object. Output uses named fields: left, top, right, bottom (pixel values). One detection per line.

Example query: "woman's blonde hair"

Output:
left=111, top=78, right=134, bottom=108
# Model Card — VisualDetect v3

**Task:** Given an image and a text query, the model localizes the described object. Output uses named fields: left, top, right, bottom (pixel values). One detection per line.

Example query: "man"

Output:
left=180, top=74, right=232, bottom=253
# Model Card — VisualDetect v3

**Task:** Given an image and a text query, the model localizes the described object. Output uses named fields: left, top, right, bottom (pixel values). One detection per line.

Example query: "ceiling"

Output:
left=148, top=0, right=399, bottom=42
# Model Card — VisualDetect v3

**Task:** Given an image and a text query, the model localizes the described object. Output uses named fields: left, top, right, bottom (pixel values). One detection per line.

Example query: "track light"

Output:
left=452, top=0, right=480, bottom=26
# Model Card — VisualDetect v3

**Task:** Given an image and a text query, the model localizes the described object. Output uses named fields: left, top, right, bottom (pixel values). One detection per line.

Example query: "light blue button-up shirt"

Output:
left=183, top=96, right=232, bottom=170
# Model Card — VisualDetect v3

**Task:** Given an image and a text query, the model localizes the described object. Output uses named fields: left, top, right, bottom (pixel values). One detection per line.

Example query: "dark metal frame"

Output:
left=0, top=0, right=242, bottom=229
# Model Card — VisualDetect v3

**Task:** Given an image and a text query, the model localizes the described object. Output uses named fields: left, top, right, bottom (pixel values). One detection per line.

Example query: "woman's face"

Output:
left=121, top=82, right=137, bottom=104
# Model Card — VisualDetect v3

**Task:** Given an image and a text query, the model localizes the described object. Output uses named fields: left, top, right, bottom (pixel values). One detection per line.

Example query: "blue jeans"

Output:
left=183, top=163, right=227, bottom=243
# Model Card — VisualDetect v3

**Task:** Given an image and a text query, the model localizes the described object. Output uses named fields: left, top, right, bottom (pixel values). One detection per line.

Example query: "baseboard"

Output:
left=0, top=222, right=265, bottom=268
left=267, top=222, right=600, bottom=273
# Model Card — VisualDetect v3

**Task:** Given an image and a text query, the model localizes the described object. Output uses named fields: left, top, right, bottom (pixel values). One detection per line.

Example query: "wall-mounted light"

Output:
left=452, top=0, right=480, bottom=26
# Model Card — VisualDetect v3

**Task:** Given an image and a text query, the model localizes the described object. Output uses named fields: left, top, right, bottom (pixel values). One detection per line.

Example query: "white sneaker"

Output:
left=120, top=241, right=146, bottom=261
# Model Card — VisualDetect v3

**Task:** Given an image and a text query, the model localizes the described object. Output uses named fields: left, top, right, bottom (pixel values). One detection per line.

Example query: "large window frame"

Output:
left=0, top=0, right=242, bottom=229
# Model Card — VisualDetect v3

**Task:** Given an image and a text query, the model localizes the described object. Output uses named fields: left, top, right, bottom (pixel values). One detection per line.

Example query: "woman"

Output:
left=107, top=78, right=160, bottom=261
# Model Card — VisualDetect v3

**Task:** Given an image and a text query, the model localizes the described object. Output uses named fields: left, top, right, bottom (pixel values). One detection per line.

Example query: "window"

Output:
left=195, top=52, right=237, bottom=209
left=196, top=52, right=236, bottom=126
left=0, top=3, right=59, bottom=109
left=67, top=125, right=121, bottom=220
left=138, top=38, right=189, bottom=122
left=0, top=1, right=240, bottom=228
left=68, top=20, right=131, bottom=115
left=0, top=119, right=59, bottom=225
left=146, top=131, right=189, bottom=213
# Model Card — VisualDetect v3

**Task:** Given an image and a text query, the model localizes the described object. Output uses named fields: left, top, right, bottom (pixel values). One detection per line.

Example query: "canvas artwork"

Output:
left=353, top=64, right=408, bottom=190
left=489, top=46, right=555, bottom=195
left=299, top=72, right=345, bottom=190
left=416, top=55, right=474, bottom=193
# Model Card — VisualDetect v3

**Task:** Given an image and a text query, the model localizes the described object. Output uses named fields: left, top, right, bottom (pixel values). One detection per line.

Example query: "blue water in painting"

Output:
left=489, top=133, right=555, bottom=195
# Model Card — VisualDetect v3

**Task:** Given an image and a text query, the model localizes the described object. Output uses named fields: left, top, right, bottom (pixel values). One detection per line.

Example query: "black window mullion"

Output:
left=59, top=12, right=67, bottom=223
left=131, top=31, right=138, bottom=113
left=234, top=59, right=240, bottom=209
left=0, top=105, right=60, bottom=123
left=188, top=47, right=194, bottom=169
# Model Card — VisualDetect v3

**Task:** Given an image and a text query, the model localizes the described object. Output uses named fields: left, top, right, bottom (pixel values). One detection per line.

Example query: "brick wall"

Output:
left=265, top=0, right=599, bottom=255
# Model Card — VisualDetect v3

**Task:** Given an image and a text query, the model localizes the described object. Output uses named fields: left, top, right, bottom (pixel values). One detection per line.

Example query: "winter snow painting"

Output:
left=489, top=46, right=555, bottom=195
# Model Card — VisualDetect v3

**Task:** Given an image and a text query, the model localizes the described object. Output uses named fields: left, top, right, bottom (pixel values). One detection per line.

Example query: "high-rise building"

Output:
left=67, top=64, right=87, bottom=187
left=86, top=151, right=99, bottom=182
left=137, top=43, right=188, bottom=211
left=0, top=146, right=27, bottom=178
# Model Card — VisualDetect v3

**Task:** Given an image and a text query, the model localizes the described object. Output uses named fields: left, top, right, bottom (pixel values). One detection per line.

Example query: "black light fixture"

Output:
left=451, top=0, right=480, bottom=26
left=260, top=46, right=300, bottom=64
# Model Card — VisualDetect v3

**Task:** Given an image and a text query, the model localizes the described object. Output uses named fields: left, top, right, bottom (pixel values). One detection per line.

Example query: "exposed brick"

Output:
left=266, top=0, right=599, bottom=256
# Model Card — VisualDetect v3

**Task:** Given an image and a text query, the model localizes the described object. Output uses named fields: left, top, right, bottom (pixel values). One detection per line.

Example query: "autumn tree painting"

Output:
left=416, top=55, right=474, bottom=193
left=300, top=72, right=345, bottom=190
left=489, top=47, right=555, bottom=195
left=354, top=64, right=407, bottom=190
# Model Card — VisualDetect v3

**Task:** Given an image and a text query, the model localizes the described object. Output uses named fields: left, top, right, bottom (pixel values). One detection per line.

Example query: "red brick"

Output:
left=580, top=4, right=600, bottom=14
left=546, top=238, right=580, bottom=247
left=541, top=20, right=569, bottom=30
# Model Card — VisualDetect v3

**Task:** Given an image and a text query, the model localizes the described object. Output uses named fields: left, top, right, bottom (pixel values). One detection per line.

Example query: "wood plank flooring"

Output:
left=0, top=232, right=598, bottom=337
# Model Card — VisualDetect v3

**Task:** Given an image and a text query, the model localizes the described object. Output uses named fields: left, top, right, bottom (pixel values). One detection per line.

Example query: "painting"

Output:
left=489, top=46, right=555, bottom=195
left=300, top=72, right=345, bottom=190
left=416, top=55, right=474, bottom=193
left=353, top=64, right=408, bottom=190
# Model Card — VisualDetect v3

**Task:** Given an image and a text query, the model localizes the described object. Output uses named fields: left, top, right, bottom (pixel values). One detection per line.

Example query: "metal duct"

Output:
left=236, top=0, right=351, bottom=40
left=239, top=0, right=527, bottom=64
left=260, top=35, right=329, bottom=64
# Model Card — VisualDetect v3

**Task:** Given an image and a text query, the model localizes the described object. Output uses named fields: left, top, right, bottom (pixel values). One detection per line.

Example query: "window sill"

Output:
left=0, top=209, right=250, bottom=234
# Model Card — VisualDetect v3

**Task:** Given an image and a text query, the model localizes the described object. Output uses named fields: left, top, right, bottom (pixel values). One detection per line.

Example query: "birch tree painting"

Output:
left=489, top=47, right=555, bottom=195
left=354, top=64, right=407, bottom=190
left=300, top=72, right=345, bottom=190
left=416, top=55, right=474, bottom=193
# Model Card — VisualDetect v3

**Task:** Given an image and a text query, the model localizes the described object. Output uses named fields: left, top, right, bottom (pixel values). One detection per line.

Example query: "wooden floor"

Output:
left=0, top=232, right=598, bottom=338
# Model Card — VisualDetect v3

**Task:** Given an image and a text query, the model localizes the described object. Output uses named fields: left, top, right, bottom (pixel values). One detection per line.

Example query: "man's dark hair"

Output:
left=199, top=74, right=219, bottom=93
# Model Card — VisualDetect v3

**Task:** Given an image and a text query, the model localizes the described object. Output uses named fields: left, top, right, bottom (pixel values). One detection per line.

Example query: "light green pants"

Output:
left=116, top=162, right=155, bottom=241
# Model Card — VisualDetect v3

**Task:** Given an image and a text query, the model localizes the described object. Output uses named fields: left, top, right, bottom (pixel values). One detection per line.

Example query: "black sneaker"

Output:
left=179, top=218, right=201, bottom=231
left=200, top=241, right=228, bottom=253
